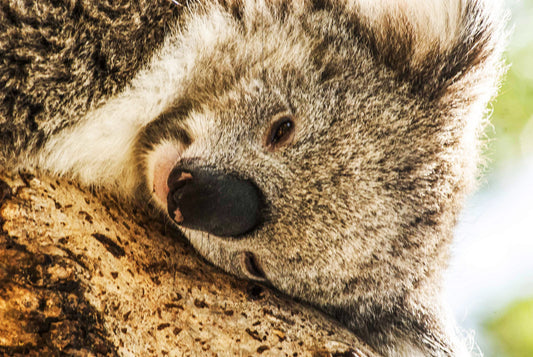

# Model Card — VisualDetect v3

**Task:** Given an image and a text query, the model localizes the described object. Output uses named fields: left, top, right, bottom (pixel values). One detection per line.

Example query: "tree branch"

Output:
left=0, top=171, right=378, bottom=356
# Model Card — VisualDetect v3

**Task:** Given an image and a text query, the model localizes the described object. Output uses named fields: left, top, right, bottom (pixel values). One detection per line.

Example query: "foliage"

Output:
left=487, top=0, right=533, bottom=168
left=485, top=298, right=533, bottom=357
left=480, top=2, right=533, bottom=357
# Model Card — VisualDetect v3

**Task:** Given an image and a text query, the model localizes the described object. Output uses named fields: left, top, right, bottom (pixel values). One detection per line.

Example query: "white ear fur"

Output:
left=352, top=0, right=501, bottom=66
left=356, top=0, right=463, bottom=48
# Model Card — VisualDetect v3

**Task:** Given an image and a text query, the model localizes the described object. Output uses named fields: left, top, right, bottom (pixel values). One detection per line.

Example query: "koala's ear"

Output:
left=353, top=0, right=507, bottom=100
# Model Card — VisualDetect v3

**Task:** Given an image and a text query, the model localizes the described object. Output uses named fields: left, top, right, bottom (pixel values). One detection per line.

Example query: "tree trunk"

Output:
left=0, top=170, right=378, bottom=356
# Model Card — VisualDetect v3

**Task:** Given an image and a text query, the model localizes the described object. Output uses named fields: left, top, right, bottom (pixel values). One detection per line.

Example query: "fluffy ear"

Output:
left=352, top=0, right=507, bottom=100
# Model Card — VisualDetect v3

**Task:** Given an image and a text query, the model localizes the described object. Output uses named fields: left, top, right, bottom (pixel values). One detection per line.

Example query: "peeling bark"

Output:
left=0, top=171, right=378, bottom=356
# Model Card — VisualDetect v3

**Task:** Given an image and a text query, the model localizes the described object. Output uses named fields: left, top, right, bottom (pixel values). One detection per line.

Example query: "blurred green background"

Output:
left=446, top=1, right=533, bottom=356
left=490, top=0, right=533, bottom=168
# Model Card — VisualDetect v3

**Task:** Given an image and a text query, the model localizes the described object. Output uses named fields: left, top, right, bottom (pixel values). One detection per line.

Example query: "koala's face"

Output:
left=138, top=4, right=459, bottom=314
left=142, top=69, right=444, bottom=313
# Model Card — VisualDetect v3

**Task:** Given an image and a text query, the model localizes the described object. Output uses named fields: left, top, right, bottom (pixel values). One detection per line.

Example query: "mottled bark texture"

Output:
left=0, top=170, right=377, bottom=357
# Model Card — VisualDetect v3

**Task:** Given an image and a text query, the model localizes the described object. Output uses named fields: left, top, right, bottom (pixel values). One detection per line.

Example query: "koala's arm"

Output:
left=0, top=0, right=183, bottom=186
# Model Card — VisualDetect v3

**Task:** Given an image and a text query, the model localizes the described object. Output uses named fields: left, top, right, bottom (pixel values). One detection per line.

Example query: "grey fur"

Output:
left=0, top=1, right=507, bottom=356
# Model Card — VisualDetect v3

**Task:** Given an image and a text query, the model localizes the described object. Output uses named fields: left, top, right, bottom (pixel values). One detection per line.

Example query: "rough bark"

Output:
left=0, top=170, right=378, bottom=357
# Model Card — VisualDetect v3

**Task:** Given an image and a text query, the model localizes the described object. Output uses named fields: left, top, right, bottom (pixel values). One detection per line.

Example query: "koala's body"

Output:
left=1, top=1, right=506, bottom=356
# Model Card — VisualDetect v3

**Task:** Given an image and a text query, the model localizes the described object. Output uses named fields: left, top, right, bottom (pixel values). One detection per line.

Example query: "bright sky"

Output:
left=445, top=155, right=533, bottom=329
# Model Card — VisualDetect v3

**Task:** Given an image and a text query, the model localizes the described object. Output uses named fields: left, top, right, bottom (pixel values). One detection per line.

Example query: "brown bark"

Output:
left=0, top=171, right=378, bottom=357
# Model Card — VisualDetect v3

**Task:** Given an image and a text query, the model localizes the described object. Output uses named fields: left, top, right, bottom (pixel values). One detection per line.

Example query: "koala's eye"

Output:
left=267, top=115, right=295, bottom=149
left=241, top=251, right=266, bottom=280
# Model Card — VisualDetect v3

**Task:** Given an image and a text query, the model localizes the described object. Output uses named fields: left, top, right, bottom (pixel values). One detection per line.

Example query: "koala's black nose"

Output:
left=166, top=168, right=263, bottom=237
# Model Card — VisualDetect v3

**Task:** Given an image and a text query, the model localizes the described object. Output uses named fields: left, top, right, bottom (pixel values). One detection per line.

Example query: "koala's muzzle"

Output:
left=166, top=167, right=263, bottom=237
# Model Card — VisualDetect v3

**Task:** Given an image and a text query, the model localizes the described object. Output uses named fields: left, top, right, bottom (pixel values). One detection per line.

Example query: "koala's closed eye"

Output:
left=241, top=251, right=267, bottom=281
left=266, top=115, right=295, bottom=150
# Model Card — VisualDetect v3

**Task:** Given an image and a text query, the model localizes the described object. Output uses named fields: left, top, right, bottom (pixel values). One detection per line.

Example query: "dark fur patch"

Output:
left=0, top=179, right=12, bottom=205
left=328, top=297, right=453, bottom=356
left=136, top=100, right=193, bottom=154
left=310, top=0, right=334, bottom=12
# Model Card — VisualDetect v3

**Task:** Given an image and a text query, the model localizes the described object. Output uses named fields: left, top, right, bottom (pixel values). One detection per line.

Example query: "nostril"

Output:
left=167, top=169, right=193, bottom=193
left=166, top=168, right=193, bottom=222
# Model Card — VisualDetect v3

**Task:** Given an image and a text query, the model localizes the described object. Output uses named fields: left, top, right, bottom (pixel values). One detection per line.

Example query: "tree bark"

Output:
left=0, top=170, right=378, bottom=357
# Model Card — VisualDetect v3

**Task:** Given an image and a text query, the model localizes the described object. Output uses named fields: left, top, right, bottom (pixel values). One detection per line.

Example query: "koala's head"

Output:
left=137, top=0, right=505, bottom=343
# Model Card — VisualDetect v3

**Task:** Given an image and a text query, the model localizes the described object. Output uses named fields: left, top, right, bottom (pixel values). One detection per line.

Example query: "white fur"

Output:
left=33, top=37, right=186, bottom=196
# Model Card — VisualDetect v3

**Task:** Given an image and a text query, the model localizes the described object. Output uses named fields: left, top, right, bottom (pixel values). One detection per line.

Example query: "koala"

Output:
left=0, top=0, right=506, bottom=356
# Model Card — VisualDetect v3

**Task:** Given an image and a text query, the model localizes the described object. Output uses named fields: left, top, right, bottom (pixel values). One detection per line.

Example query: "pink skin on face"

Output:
left=152, top=145, right=180, bottom=218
